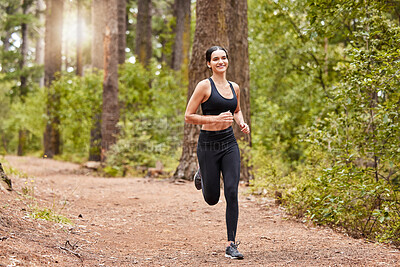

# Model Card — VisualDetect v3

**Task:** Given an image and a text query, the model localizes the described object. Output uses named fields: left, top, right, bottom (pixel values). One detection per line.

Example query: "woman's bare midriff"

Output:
left=201, top=122, right=232, bottom=131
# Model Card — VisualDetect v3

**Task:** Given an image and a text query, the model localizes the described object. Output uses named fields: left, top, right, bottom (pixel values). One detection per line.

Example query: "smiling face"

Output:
left=207, top=49, right=229, bottom=74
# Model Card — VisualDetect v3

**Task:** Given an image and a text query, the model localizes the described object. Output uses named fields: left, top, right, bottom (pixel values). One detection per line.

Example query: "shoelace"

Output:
left=231, top=241, right=241, bottom=249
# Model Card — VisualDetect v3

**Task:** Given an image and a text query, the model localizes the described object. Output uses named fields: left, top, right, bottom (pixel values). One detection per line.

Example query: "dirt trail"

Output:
left=1, top=156, right=399, bottom=266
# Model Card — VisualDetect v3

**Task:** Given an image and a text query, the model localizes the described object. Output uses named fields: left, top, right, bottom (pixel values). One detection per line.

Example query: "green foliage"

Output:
left=250, top=0, right=400, bottom=245
left=299, top=7, right=400, bottom=243
left=126, top=0, right=177, bottom=65
left=249, top=145, right=295, bottom=195
left=1, top=59, right=185, bottom=171
left=0, top=79, right=46, bottom=154
left=29, top=207, right=72, bottom=224
left=23, top=179, right=71, bottom=225
left=106, top=61, right=186, bottom=176
left=249, top=0, right=337, bottom=164
left=0, top=0, right=44, bottom=155
left=152, top=0, right=176, bottom=64
left=5, top=163, right=73, bottom=225
left=51, top=71, right=103, bottom=161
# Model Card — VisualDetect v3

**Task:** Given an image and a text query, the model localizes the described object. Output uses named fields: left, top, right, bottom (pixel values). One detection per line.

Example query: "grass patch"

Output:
left=29, top=206, right=72, bottom=224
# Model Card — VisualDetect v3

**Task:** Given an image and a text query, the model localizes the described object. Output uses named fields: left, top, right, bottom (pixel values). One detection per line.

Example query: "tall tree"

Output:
left=76, top=0, right=83, bottom=76
left=117, top=0, right=127, bottom=64
left=226, top=0, right=251, bottom=181
left=43, top=0, right=64, bottom=158
left=175, top=0, right=251, bottom=180
left=171, top=0, right=191, bottom=72
left=174, top=0, right=230, bottom=180
left=101, top=0, right=120, bottom=161
left=89, top=0, right=106, bottom=161
left=17, top=0, right=34, bottom=156
left=0, top=2, right=19, bottom=73
left=135, top=0, right=152, bottom=66
left=91, top=0, right=105, bottom=71
left=35, top=0, right=45, bottom=88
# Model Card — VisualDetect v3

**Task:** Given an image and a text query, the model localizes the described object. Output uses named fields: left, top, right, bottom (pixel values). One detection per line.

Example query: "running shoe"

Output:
left=194, top=169, right=202, bottom=190
left=225, top=242, right=244, bottom=259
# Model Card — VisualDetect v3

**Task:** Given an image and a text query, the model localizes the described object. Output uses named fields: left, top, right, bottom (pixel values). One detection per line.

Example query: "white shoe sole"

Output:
left=225, top=254, right=243, bottom=259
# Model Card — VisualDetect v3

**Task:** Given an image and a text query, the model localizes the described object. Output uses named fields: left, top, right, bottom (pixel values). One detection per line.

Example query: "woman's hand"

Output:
left=239, top=122, right=250, bottom=134
left=215, top=111, right=234, bottom=124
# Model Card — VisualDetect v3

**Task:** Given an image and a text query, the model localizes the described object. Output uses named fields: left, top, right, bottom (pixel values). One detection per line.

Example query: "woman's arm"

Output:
left=233, top=83, right=250, bottom=134
left=185, top=80, right=233, bottom=125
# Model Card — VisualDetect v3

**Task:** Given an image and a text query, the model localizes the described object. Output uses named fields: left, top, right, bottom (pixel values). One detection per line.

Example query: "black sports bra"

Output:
left=201, top=78, right=238, bottom=116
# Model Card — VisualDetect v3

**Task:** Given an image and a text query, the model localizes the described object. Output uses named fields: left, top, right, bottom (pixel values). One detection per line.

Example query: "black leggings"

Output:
left=197, top=126, right=240, bottom=242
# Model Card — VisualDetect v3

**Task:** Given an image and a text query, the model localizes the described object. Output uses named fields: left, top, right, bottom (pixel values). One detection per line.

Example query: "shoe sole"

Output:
left=225, top=254, right=244, bottom=260
left=194, top=180, right=201, bottom=190
left=194, top=171, right=202, bottom=190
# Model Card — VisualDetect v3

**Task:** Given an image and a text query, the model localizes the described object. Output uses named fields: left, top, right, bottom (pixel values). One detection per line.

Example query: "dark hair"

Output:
left=205, top=46, right=229, bottom=63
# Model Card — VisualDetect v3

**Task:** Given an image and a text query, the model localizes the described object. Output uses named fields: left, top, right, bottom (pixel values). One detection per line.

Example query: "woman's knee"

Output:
left=203, top=193, right=219, bottom=206
left=224, top=186, right=238, bottom=203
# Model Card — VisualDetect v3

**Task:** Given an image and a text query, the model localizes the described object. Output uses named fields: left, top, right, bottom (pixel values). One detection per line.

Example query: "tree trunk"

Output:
left=17, top=130, right=27, bottom=156
left=89, top=113, right=102, bottom=161
left=76, top=0, right=83, bottom=76
left=135, top=0, right=152, bottom=66
left=18, top=0, right=32, bottom=156
left=43, top=0, right=64, bottom=158
left=118, top=0, right=127, bottom=64
left=35, top=0, right=45, bottom=88
left=171, top=0, right=191, bottom=73
left=1, top=3, right=18, bottom=73
left=175, top=0, right=251, bottom=181
left=225, top=0, right=251, bottom=182
left=101, top=0, right=120, bottom=162
left=174, top=0, right=229, bottom=180
left=89, top=0, right=106, bottom=161
left=0, top=163, right=12, bottom=191
left=92, top=0, right=105, bottom=70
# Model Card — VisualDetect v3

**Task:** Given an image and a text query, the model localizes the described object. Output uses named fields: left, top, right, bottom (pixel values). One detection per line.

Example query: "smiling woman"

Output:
left=184, top=45, right=250, bottom=260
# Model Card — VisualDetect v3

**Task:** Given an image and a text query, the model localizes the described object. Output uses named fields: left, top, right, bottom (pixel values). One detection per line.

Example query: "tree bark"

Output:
left=76, top=0, right=83, bottom=76
left=18, top=0, right=33, bottom=156
left=0, top=163, right=12, bottom=191
left=175, top=0, right=251, bottom=181
left=35, top=0, right=45, bottom=88
left=101, top=0, right=120, bottom=162
left=135, top=0, right=152, bottom=66
left=43, top=0, right=64, bottom=158
left=118, top=0, right=127, bottom=65
left=89, top=0, right=106, bottom=161
left=225, top=0, right=251, bottom=182
left=171, top=0, right=191, bottom=72
left=174, top=0, right=229, bottom=180
left=92, top=0, right=105, bottom=70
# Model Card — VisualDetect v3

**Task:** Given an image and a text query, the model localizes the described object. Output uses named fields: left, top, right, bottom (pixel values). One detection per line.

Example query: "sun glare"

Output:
left=63, top=11, right=89, bottom=46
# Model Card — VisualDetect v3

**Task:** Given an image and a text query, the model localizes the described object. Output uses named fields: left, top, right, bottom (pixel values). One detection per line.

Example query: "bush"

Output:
left=105, top=62, right=186, bottom=176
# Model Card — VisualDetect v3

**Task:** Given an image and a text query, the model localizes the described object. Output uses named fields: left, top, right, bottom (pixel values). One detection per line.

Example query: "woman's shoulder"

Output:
left=195, top=78, right=211, bottom=91
left=229, top=81, right=240, bottom=94
left=198, top=78, right=211, bottom=86
left=229, top=81, right=239, bottom=89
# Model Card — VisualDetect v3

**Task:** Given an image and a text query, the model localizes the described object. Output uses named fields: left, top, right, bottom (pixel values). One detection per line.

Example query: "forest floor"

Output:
left=0, top=155, right=399, bottom=266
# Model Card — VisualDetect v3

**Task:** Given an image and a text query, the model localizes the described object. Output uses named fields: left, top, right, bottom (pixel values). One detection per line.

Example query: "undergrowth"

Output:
left=0, top=158, right=73, bottom=225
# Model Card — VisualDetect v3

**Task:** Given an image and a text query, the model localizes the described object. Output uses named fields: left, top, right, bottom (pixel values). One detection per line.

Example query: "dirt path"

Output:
left=1, top=156, right=399, bottom=266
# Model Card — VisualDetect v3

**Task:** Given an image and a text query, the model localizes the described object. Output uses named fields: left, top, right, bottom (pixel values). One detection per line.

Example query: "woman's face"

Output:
left=207, top=49, right=228, bottom=74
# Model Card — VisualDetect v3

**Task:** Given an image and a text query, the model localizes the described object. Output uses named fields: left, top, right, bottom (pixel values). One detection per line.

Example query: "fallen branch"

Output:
left=59, top=246, right=82, bottom=258
left=59, top=241, right=82, bottom=259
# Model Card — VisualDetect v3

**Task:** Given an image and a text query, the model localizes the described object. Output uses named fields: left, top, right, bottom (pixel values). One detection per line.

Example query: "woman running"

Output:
left=184, top=45, right=250, bottom=259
